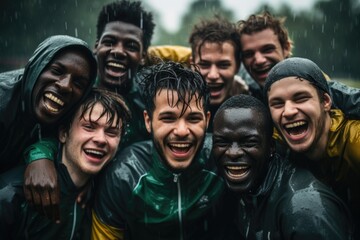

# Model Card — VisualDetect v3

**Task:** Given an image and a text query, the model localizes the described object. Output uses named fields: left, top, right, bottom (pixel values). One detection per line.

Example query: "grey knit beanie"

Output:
left=263, top=57, right=330, bottom=101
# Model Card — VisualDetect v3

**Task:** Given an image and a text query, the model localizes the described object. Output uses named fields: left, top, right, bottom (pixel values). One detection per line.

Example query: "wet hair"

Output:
left=139, top=61, right=209, bottom=119
left=214, top=94, right=273, bottom=139
left=189, top=15, right=241, bottom=67
left=64, top=88, right=131, bottom=138
left=96, top=0, right=155, bottom=51
left=237, top=11, right=293, bottom=56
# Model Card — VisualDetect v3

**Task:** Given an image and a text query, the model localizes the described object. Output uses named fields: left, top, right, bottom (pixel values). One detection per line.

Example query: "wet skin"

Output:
left=144, top=90, right=210, bottom=171
left=193, top=41, right=239, bottom=107
left=59, top=103, right=122, bottom=187
left=212, top=108, right=271, bottom=193
left=267, top=77, right=332, bottom=160
left=241, top=28, right=290, bottom=87
left=94, top=21, right=144, bottom=94
left=32, top=48, right=92, bottom=125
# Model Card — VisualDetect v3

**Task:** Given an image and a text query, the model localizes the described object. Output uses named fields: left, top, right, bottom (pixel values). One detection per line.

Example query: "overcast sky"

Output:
left=145, top=0, right=318, bottom=32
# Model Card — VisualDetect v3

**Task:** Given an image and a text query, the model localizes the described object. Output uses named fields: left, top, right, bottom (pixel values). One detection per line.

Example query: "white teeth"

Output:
left=227, top=166, right=248, bottom=170
left=45, top=93, right=64, bottom=106
left=85, top=149, right=105, bottom=157
left=285, top=121, right=306, bottom=129
left=107, top=62, right=125, bottom=69
left=226, top=166, right=249, bottom=178
left=170, top=143, right=190, bottom=148
left=44, top=102, right=59, bottom=112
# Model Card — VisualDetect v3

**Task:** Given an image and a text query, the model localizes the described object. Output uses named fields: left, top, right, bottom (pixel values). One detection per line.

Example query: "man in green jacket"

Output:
left=91, top=62, right=230, bottom=239
left=0, top=88, right=130, bottom=239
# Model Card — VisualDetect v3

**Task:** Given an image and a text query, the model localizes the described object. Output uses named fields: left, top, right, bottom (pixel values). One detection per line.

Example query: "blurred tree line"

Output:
left=1, top=0, right=359, bottom=82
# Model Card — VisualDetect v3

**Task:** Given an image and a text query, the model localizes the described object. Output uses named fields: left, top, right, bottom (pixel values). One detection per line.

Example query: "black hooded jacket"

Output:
left=0, top=35, right=97, bottom=172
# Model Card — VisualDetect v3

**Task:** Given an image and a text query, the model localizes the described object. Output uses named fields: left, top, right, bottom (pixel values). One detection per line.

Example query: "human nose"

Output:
left=93, top=130, right=107, bottom=146
left=56, top=74, right=72, bottom=92
left=207, top=65, right=219, bottom=80
left=254, top=51, right=266, bottom=65
left=282, top=101, right=298, bottom=118
left=110, top=43, right=126, bottom=58
left=226, top=142, right=243, bottom=160
left=173, top=120, right=190, bottom=137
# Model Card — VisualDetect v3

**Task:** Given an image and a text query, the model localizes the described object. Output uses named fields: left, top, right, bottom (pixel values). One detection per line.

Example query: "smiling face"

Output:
left=144, top=89, right=210, bottom=172
left=193, top=41, right=239, bottom=107
left=59, top=103, right=122, bottom=186
left=241, top=28, right=290, bottom=87
left=94, top=21, right=144, bottom=94
left=267, top=77, right=332, bottom=160
left=212, top=108, right=271, bottom=193
left=32, top=48, right=92, bottom=125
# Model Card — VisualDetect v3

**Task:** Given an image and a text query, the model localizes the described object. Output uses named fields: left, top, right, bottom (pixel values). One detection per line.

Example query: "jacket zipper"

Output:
left=173, top=174, right=183, bottom=240
left=69, top=201, right=77, bottom=240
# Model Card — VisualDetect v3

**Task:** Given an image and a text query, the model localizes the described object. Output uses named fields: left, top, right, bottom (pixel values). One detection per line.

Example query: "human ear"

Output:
left=59, top=126, right=67, bottom=144
left=323, top=93, right=332, bottom=111
left=93, top=41, right=99, bottom=55
left=144, top=110, right=152, bottom=133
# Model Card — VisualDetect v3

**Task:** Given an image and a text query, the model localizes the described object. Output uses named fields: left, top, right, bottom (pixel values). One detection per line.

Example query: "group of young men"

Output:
left=0, top=0, right=359, bottom=239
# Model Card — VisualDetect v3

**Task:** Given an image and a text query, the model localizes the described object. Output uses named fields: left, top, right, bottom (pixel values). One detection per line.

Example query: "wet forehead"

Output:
left=241, top=28, right=281, bottom=50
left=101, top=21, right=143, bottom=41
left=154, top=89, right=204, bottom=113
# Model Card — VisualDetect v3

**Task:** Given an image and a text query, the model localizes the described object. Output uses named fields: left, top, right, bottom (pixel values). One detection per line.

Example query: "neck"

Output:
left=306, top=113, right=332, bottom=161
left=61, top=149, right=89, bottom=188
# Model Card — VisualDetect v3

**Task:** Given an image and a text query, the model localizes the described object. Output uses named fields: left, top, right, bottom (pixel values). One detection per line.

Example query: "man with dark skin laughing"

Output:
left=212, top=94, right=352, bottom=239
left=0, top=35, right=97, bottom=222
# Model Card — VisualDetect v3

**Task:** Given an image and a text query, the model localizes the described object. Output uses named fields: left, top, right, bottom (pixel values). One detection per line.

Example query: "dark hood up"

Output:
left=21, top=34, right=97, bottom=123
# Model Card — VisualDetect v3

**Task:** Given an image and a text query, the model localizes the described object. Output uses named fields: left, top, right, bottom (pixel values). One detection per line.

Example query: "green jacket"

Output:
left=0, top=35, right=96, bottom=172
left=0, top=152, right=91, bottom=239
left=93, top=135, right=230, bottom=240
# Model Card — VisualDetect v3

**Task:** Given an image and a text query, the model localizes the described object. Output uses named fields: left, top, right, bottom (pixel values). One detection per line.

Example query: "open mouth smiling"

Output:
left=106, top=61, right=127, bottom=77
left=84, top=149, right=106, bottom=160
left=44, top=92, right=64, bottom=113
left=283, top=120, right=308, bottom=136
left=168, top=143, right=192, bottom=154
left=207, top=83, right=224, bottom=97
left=226, top=165, right=250, bottom=178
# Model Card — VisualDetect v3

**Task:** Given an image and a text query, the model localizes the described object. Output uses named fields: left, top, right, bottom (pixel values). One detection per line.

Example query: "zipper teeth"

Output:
left=175, top=174, right=183, bottom=240
left=70, top=201, right=77, bottom=240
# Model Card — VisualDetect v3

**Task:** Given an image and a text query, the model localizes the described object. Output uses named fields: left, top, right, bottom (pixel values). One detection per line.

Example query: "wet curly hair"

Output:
left=139, top=61, right=210, bottom=118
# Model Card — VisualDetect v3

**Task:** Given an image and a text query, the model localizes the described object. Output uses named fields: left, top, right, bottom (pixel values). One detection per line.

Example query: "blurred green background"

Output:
left=1, top=0, right=359, bottom=87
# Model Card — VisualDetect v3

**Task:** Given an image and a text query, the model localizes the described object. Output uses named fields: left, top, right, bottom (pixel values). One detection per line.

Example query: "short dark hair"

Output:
left=139, top=61, right=209, bottom=118
left=64, top=88, right=131, bottom=138
left=214, top=94, right=273, bottom=139
left=96, top=0, right=155, bottom=51
left=189, top=15, right=241, bottom=67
